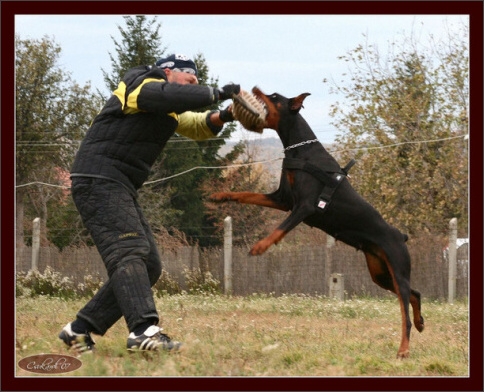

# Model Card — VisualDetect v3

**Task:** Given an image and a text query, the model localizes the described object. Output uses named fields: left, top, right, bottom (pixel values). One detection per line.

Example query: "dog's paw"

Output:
left=415, top=316, right=425, bottom=333
left=396, top=349, right=410, bottom=359
left=209, top=192, right=232, bottom=202
left=249, top=241, right=269, bottom=256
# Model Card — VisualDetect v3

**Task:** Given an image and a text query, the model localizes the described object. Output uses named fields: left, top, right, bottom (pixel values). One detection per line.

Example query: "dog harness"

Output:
left=282, top=157, right=356, bottom=211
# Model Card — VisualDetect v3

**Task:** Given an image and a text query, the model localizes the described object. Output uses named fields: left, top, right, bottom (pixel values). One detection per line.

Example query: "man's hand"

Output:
left=219, top=105, right=234, bottom=122
left=218, top=84, right=241, bottom=100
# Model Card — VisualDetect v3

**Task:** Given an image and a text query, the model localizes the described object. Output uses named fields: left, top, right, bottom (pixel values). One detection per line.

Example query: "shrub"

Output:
left=15, top=265, right=222, bottom=299
left=183, top=267, right=221, bottom=295
left=16, top=267, right=77, bottom=300
left=16, top=267, right=104, bottom=300
left=153, top=270, right=182, bottom=297
left=76, top=274, right=104, bottom=297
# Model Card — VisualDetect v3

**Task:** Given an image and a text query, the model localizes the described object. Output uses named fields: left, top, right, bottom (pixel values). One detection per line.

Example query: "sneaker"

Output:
left=127, top=325, right=182, bottom=352
left=58, top=323, right=95, bottom=354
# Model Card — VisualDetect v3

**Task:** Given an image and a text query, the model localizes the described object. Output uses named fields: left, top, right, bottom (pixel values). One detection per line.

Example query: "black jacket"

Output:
left=71, top=65, right=221, bottom=195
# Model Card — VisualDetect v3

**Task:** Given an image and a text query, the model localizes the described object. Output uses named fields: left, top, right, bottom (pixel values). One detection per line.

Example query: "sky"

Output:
left=15, top=14, right=468, bottom=144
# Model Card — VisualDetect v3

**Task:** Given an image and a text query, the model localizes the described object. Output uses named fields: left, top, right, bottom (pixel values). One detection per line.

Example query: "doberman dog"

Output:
left=210, top=87, right=424, bottom=358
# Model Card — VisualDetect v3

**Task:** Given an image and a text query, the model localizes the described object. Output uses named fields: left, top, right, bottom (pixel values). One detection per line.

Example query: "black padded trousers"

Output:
left=71, top=177, right=162, bottom=335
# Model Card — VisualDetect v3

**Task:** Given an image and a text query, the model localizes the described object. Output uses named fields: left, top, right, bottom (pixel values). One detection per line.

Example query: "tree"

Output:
left=99, top=15, right=182, bottom=235
left=325, top=22, right=468, bottom=236
left=102, top=16, right=241, bottom=246
left=15, top=35, right=101, bottom=247
left=102, top=15, right=166, bottom=93
left=144, top=52, right=240, bottom=247
left=202, top=140, right=279, bottom=247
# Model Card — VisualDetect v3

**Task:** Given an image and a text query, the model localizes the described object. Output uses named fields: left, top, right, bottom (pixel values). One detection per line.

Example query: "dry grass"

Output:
left=15, top=294, right=469, bottom=377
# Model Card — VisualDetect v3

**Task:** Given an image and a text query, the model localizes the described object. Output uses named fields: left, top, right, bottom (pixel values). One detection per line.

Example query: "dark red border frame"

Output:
left=2, top=2, right=482, bottom=391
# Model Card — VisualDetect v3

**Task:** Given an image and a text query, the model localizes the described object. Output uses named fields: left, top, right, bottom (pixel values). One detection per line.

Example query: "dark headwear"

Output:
left=155, top=54, right=198, bottom=76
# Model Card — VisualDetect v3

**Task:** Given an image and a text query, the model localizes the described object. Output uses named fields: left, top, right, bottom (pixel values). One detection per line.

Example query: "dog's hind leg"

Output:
left=363, top=244, right=412, bottom=358
left=401, top=235, right=424, bottom=332
left=410, top=289, right=425, bottom=332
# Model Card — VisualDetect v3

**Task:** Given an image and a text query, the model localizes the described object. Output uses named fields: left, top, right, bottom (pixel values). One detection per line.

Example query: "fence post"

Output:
left=329, top=273, right=345, bottom=301
left=31, top=217, right=40, bottom=271
left=325, top=235, right=334, bottom=295
left=448, top=218, right=457, bottom=304
left=224, top=216, right=233, bottom=295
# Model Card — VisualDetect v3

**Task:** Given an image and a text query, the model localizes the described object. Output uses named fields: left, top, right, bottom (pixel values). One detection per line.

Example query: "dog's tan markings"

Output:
left=410, top=293, right=425, bottom=332
left=250, top=229, right=286, bottom=255
left=209, top=192, right=289, bottom=212
left=263, top=102, right=280, bottom=130
left=364, top=246, right=411, bottom=359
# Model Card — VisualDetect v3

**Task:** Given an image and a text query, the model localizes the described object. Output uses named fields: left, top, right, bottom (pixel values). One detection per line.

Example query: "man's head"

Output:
left=156, top=54, right=198, bottom=85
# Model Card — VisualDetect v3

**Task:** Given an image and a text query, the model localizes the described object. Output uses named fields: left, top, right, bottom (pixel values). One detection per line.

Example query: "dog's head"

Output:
left=251, top=87, right=311, bottom=132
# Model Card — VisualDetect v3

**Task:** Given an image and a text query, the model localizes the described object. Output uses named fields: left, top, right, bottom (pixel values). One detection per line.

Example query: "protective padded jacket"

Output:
left=71, top=65, right=222, bottom=195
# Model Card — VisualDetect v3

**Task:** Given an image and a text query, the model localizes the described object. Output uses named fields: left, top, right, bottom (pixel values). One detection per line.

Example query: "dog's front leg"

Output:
left=249, top=229, right=286, bottom=255
left=210, top=192, right=289, bottom=211
left=250, top=203, right=316, bottom=255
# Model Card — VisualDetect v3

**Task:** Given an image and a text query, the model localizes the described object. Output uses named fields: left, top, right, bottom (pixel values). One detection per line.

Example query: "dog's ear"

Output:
left=288, top=93, right=311, bottom=113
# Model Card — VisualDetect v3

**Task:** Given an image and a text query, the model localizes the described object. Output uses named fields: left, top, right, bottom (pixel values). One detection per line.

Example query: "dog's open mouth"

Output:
left=248, top=87, right=269, bottom=133
left=251, top=86, right=267, bottom=109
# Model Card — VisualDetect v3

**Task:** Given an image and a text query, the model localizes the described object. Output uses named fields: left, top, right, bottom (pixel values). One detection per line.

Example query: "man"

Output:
left=59, top=54, right=240, bottom=353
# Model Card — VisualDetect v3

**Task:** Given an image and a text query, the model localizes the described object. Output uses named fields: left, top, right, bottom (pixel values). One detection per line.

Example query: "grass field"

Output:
left=15, top=294, right=469, bottom=377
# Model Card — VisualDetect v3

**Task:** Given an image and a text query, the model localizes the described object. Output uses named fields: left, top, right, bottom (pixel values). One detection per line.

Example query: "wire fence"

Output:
left=16, top=235, right=468, bottom=301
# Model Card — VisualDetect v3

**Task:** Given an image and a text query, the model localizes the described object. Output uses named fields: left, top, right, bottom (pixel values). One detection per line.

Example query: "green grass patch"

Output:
left=15, top=294, right=469, bottom=377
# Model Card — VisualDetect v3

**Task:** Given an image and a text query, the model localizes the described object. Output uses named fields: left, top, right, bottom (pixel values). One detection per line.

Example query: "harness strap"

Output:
left=282, top=158, right=341, bottom=186
left=282, top=157, right=357, bottom=211
left=342, top=159, right=356, bottom=176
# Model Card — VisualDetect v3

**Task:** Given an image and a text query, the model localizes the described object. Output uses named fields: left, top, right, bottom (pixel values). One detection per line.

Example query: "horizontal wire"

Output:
left=15, top=134, right=468, bottom=189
